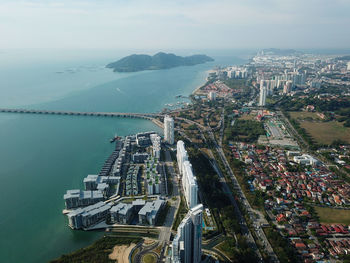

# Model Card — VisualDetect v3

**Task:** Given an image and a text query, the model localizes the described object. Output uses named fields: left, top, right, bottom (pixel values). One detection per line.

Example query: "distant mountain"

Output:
left=260, top=48, right=303, bottom=56
left=106, top=52, right=214, bottom=72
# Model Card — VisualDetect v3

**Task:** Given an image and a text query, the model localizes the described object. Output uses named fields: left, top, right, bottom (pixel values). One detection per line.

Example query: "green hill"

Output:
left=106, top=52, right=214, bottom=72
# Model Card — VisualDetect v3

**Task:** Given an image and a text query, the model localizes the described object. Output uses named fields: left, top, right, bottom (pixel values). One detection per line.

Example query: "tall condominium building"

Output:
left=182, top=161, right=198, bottom=208
left=347, top=62, right=350, bottom=71
left=208, top=91, right=217, bottom=101
left=164, top=115, right=174, bottom=145
left=283, top=80, right=293, bottom=94
left=171, top=204, right=203, bottom=263
left=177, top=141, right=198, bottom=209
left=177, top=140, right=188, bottom=175
left=259, top=83, right=267, bottom=107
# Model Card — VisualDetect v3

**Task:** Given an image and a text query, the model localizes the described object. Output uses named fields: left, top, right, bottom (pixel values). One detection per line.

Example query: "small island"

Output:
left=106, top=52, right=214, bottom=72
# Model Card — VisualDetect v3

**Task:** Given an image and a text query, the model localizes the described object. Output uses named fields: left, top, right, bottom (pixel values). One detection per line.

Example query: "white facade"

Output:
left=150, top=133, right=161, bottom=158
left=177, top=141, right=198, bottom=209
left=182, top=161, right=198, bottom=209
left=347, top=62, right=350, bottom=71
left=259, top=84, right=267, bottom=106
left=283, top=80, right=293, bottom=94
left=164, top=116, right=174, bottom=145
left=208, top=91, right=216, bottom=101
left=177, top=141, right=188, bottom=176
left=171, top=204, right=203, bottom=263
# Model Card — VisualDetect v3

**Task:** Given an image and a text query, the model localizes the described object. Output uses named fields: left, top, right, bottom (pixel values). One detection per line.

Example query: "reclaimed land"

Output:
left=50, top=235, right=141, bottom=263
left=315, top=207, right=350, bottom=225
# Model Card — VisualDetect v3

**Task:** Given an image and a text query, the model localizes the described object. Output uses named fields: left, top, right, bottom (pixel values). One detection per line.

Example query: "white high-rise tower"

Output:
left=164, top=115, right=174, bottom=144
left=177, top=141, right=198, bottom=209
left=259, top=83, right=267, bottom=107
left=171, top=204, right=203, bottom=263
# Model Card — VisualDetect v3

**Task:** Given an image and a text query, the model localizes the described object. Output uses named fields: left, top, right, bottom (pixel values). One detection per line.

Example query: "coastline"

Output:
left=1, top=55, right=220, bottom=263
left=191, top=69, right=212, bottom=95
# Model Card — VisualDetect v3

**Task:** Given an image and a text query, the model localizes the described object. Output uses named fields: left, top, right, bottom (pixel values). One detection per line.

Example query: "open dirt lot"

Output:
left=109, top=243, right=136, bottom=263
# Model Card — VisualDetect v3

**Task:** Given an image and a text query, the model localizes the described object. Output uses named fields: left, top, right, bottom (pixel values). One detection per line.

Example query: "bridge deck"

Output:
left=0, top=108, right=162, bottom=120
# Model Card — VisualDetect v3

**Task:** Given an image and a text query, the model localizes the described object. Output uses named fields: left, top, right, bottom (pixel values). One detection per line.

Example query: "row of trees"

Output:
left=188, top=147, right=260, bottom=262
left=225, top=119, right=265, bottom=143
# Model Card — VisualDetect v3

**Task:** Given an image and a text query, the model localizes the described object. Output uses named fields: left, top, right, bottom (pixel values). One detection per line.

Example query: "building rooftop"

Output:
left=110, top=203, right=133, bottom=216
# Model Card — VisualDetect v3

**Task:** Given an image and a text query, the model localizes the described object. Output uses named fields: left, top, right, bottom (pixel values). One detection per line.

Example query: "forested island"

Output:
left=106, top=52, right=214, bottom=72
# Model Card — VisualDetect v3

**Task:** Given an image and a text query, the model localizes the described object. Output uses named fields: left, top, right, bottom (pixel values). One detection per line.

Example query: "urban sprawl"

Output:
left=62, top=49, right=350, bottom=263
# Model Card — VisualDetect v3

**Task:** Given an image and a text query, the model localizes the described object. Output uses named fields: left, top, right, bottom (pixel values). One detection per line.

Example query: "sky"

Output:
left=0, top=0, right=350, bottom=50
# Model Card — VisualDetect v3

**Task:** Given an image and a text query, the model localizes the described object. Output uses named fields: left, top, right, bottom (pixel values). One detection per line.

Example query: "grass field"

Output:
left=289, top=111, right=322, bottom=120
left=299, top=121, right=350, bottom=144
left=142, top=254, right=157, bottom=263
left=315, top=206, right=350, bottom=224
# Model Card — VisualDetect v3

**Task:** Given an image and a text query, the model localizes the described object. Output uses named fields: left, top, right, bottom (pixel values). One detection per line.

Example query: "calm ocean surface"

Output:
left=0, top=49, right=247, bottom=262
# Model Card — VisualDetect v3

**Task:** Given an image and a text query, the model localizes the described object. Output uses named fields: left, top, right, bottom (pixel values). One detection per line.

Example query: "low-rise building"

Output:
left=67, top=201, right=112, bottom=229
left=64, top=189, right=104, bottom=209
left=132, top=152, right=149, bottom=163
left=138, top=199, right=165, bottom=225
left=110, top=203, right=133, bottom=224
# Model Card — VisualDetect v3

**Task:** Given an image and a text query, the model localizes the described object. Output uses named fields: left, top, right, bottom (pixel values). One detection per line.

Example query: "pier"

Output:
left=0, top=108, right=162, bottom=121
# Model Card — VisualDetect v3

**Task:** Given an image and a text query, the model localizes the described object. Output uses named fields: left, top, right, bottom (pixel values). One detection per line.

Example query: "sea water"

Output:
left=0, top=49, right=247, bottom=262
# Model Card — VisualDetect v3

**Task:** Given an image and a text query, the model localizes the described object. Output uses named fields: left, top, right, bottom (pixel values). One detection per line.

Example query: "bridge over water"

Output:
left=0, top=108, right=163, bottom=120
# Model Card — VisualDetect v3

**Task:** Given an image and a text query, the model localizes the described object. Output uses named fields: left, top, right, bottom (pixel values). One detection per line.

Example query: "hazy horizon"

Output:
left=1, top=0, right=350, bottom=50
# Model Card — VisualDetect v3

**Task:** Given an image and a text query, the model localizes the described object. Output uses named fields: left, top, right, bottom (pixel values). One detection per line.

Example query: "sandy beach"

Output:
left=191, top=70, right=212, bottom=95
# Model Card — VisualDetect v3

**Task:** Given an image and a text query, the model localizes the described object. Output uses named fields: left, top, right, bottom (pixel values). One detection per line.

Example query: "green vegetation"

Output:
left=287, top=110, right=350, bottom=146
left=224, top=79, right=247, bottom=89
left=217, top=235, right=259, bottom=263
left=106, top=52, right=213, bottom=72
left=225, top=119, right=265, bottom=143
left=188, top=148, right=229, bottom=234
left=172, top=195, right=188, bottom=231
left=217, top=238, right=237, bottom=259
left=142, top=253, right=157, bottom=263
left=339, top=254, right=350, bottom=263
left=263, top=227, right=297, bottom=262
left=50, top=235, right=141, bottom=263
left=279, top=95, right=350, bottom=113
left=289, top=111, right=323, bottom=121
left=299, top=120, right=350, bottom=145
left=315, top=206, right=350, bottom=224
left=284, top=111, right=316, bottom=148
left=223, top=79, right=253, bottom=102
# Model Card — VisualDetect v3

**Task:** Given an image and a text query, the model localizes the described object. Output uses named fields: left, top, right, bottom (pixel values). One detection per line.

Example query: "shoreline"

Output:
left=191, top=69, right=211, bottom=95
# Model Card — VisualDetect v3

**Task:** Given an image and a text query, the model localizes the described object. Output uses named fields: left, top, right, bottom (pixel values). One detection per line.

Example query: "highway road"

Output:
left=177, top=107, right=280, bottom=262
left=206, top=121, right=279, bottom=263
left=177, top=116, right=266, bottom=261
